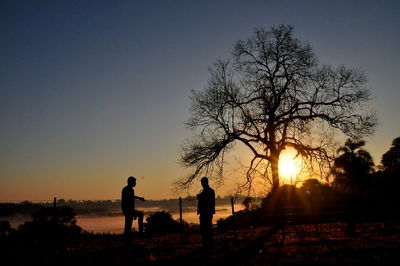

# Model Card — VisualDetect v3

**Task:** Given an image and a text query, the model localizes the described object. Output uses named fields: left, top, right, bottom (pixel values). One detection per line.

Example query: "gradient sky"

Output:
left=1, top=0, right=399, bottom=201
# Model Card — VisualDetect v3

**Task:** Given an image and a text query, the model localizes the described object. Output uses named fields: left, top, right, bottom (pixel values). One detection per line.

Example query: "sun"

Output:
left=278, top=148, right=303, bottom=184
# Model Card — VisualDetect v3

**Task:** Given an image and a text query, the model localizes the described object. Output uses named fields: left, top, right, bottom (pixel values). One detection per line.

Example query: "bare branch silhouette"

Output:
left=180, top=25, right=376, bottom=194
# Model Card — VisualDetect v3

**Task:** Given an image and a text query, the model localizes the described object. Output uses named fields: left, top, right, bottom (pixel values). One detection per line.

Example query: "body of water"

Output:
left=78, top=204, right=241, bottom=233
left=4, top=204, right=243, bottom=234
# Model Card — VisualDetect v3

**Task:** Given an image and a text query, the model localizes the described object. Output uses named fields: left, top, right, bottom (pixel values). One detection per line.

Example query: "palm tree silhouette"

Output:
left=332, top=139, right=374, bottom=194
left=332, top=139, right=374, bottom=234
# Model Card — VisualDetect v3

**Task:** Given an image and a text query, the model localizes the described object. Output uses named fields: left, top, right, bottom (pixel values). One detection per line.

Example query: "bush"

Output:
left=145, top=211, right=184, bottom=233
left=0, top=221, right=11, bottom=237
left=18, top=206, right=82, bottom=243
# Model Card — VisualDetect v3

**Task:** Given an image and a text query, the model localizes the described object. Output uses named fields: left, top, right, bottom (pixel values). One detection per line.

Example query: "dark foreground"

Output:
left=3, top=222, right=400, bottom=265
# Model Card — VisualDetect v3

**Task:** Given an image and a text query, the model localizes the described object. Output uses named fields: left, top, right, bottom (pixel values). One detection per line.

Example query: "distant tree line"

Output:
left=0, top=196, right=252, bottom=217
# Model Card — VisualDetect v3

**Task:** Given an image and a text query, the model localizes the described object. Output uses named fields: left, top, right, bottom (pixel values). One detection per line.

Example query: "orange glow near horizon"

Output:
left=278, top=148, right=304, bottom=185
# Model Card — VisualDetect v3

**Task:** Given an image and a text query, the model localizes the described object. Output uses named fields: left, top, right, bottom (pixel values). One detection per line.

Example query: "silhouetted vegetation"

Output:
left=0, top=196, right=246, bottom=219
left=0, top=220, right=11, bottom=237
left=17, top=206, right=82, bottom=243
left=0, top=201, right=47, bottom=217
left=242, top=196, right=258, bottom=211
left=0, top=206, right=83, bottom=265
left=368, top=136, right=400, bottom=222
left=331, top=139, right=375, bottom=233
left=218, top=183, right=345, bottom=229
left=332, top=139, right=374, bottom=195
left=216, top=137, right=400, bottom=230
left=179, top=24, right=376, bottom=193
left=381, top=137, right=400, bottom=173
left=1, top=137, right=399, bottom=265
left=378, top=137, right=400, bottom=196
left=145, top=211, right=186, bottom=234
left=0, top=200, right=115, bottom=217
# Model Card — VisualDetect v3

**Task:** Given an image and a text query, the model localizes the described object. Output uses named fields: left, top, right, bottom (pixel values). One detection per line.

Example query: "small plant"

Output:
left=242, top=197, right=256, bottom=211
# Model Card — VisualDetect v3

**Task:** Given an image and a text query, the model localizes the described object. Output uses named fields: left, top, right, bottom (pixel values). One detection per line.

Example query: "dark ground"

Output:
left=3, top=222, right=400, bottom=265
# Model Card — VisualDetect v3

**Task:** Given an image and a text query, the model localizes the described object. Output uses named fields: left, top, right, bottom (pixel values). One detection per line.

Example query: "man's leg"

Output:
left=205, top=214, right=213, bottom=247
left=199, top=214, right=205, bottom=245
left=138, top=212, right=144, bottom=233
left=200, top=214, right=213, bottom=248
left=133, top=210, right=144, bottom=234
left=124, top=214, right=133, bottom=244
left=124, top=215, right=133, bottom=235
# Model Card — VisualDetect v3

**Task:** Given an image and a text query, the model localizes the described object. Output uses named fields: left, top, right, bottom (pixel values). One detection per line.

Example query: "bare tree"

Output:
left=180, top=25, right=376, bottom=193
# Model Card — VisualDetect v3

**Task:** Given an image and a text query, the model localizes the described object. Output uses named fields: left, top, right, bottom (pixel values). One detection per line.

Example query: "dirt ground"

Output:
left=4, top=222, right=400, bottom=265
left=59, top=222, right=400, bottom=265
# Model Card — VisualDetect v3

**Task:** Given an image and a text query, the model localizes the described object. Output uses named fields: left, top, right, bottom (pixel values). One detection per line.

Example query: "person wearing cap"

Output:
left=121, top=176, right=145, bottom=243
left=197, top=176, right=215, bottom=248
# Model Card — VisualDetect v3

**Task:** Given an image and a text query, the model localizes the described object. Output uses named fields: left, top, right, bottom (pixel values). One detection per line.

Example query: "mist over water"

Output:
left=4, top=204, right=243, bottom=234
left=78, top=204, right=242, bottom=233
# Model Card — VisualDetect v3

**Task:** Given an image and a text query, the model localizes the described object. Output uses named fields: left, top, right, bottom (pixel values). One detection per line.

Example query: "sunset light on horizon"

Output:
left=278, top=148, right=304, bottom=185
left=1, top=0, right=400, bottom=202
left=2, top=2, right=400, bottom=264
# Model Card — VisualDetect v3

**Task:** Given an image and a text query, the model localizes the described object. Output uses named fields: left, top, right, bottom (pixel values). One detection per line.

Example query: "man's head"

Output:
left=201, top=177, right=209, bottom=188
left=127, top=176, right=136, bottom=187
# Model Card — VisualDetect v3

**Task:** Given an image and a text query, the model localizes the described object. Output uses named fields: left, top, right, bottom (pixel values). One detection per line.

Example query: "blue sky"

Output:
left=1, top=0, right=399, bottom=201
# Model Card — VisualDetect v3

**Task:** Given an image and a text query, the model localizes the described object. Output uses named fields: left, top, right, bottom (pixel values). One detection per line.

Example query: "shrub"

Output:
left=18, top=206, right=82, bottom=243
left=145, top=211, right=184, bottom=233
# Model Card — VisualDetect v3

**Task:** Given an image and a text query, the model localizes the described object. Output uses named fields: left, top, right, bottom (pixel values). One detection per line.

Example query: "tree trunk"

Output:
left=270, top=154, right=280, bottom=193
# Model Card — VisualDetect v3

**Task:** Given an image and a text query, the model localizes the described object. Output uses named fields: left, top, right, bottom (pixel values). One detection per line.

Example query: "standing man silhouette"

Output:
left=121, top=176, right=145, bottom=243
left=197, top=176, right=215, bottom=248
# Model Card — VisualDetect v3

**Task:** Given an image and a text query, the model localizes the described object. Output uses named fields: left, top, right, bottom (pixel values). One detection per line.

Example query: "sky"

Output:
left=1, top=0, right=399, bottom=201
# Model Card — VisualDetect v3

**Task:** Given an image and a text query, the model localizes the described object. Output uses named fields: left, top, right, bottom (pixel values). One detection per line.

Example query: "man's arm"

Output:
left=135, top=195, right=145, bottom=202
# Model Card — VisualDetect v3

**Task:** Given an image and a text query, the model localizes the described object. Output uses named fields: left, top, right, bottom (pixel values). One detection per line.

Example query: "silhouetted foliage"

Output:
left=220, top=185, right=321, bottom=226
left=382, top=137, right=400, bottom=174
left=381, top=137, right=400, bottom=192
left=365, top=136, right=400, bottom=220
left=217, top=208, right=262, bottom=228
left=299, top=178, right=347, bottom=212
left=18, top=206, right=82, bottom=243
left=331, top=139, right=376, bottom=234
left=242, top=197, right=257, bottom=211
left=0, top=221, right=11, bottom=237
left=262, top=185, right=311, bottom=213
left=216, top=183, right=358, bottom=228
left=145, top=211, right=185, bottom=234
left=300, top=178, right=322, bottom=192
left=332, top=139, right=374, bottom=194
left=180, top=24, right=376, bottom=193
left=0, top=202, right=44, bottom=217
